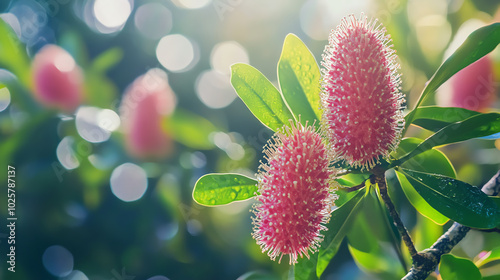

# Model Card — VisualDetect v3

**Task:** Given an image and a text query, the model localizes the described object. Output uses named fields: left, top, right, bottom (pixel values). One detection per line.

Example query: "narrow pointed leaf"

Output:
left=395, top=113, right=500, bottom=166
left=193, top=173, right=258, bottom=206
left=439, top=254, right=482, bottom=280
left=231, top=63, right=294, bottom=131
left=0, top=19, right=30, bottom=85
left=317, top=189, right=365, bottom=277
left=475, top=247, right=500, bottom=268
left=399, top=168, right=500, bottom=229
left=278, top=34, right=321, bottom=126
left=405, top=22, right=500, bottom=130
left=407, top=106, right=480, bottom=132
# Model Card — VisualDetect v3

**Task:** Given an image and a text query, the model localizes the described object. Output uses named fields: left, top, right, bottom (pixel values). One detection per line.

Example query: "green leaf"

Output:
left=231, top=63, right=295, bottom=132
left=347, top=187, right=406, bottom=279
left=395, top=171, right=449, bottom=225
left=277, top=34, right=321, bottom=126
left=163, top=109, right=217, bottom=150
left=476, top=247, right=500, bottom=268
left=91, top=47, right=123, bottom=73
left=193, top=173, right=258, bottom=206
left=439, top=254, right=482, bottom=280
left=317, top=189, right=365, bottom=277
left=408, top=106, right=480, bottom=132
left=84, top=72, right=118, bottom=108
left=399, top=168, right=500, bottom=229
left=236, top=271, right=280, bottom=280
left=294, top=252, right=319, bottom=280
left=405, top=22, right=500, bottom=130
left=0, top=19, right=30, bottom=86
left=394, top=113, right=500, bottom=167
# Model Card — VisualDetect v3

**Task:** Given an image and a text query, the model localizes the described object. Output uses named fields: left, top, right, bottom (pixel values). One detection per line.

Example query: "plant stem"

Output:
left=373, top=173, right=419, bottom=258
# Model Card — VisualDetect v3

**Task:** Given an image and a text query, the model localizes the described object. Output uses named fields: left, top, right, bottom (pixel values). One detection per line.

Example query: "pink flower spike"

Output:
left=321, top=14, right=405, bottom=170
left=252, top=122, right=337, bottom=265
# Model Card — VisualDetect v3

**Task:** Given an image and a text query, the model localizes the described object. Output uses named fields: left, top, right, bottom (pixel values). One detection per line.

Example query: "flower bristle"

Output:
left=252, top=122, right=337, bottom=265
left=320, top=14, right=405, bottom=170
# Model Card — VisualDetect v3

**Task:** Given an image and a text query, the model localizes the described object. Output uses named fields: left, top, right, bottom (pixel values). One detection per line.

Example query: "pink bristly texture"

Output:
left=120, top=69, right=177, bottom=160
left=437, top=56, right=496, bottom=112
left=31, top=45, right=83, bottom=112
left=321, top=15, right=405, bottom=170
left=252, top=122, right=336, bottom=265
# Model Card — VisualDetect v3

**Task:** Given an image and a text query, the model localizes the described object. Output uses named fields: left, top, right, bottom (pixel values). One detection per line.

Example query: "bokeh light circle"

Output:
left=172, top=0, right=211, bottom=9
left=210, top=41, right=249, bottom=76
left=76, top=107, right=120, bottom=143
left=0, top=86, right=11, bottom=112
left=110, top=163, right=148, bottom=202
left=156, top=34, right=198, bottom=72
left=62, top=270, right=89, bottom=280
left=147, top=276, right=170, bottom=280
left=195, top=70, right=236, bottom=109
left=56, top=136, right=80, bottom=170
left=93, top=0, right=132, bottom=28
left=42, top=245, right=74, bottom=277
left=134, top=3, right=172, bottom=39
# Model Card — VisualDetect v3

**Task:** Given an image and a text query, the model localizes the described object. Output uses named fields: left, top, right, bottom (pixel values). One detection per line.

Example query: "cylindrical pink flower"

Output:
left=436, top=56, right=496, bottom=112
left=120, top=69, right=177, bottom=160
left=320, top=15, right=405, bottom=170
left=252, top=122, right=336, bottom=265
left=31, top=45, right=83, bottom=112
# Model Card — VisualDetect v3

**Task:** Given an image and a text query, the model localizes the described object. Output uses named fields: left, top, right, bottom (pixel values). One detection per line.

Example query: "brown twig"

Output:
left=373, top=174, right=419, bottom=258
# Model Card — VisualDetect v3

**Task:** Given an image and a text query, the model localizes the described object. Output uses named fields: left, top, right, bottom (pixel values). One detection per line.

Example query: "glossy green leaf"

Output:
left=439, top=254, right=482, bottom=280
left=476, top=247, right=500, bottom=268
left=394, top=113, right=500, bottom=167
left=396, top=171, right=448, bottom=225
left=394, top=137, right=456, bottom=178
left=399, top=168, right=500, bottom=229
left=317, top=189, right=365, bottom=277
left=277, top=34, right=321, bottom=126
left=91, top=47, right=123, bottom=73
left=193, top=173, right=258, bottom=206
left=408, top=106, right=480, bottom=132
left=405, top=22, right=500, bottom=131
left=163, top=109, right=217, bottom=150
left=347, top=187, right=406, bottom=279
left=0, top=19, right=30, bottom=86
left=231, top=63, right=295, bottom=132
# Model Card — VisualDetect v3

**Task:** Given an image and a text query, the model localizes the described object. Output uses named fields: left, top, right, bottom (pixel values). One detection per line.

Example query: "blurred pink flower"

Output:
left=437, top=56, right=496, bottom=112
left=252, top=122, right=336, bottom=265
left=31, top=45, right=83, bottom=112
left=321, top=15, right=405, bottom=170
left=120, top=69, right=177, bottom=160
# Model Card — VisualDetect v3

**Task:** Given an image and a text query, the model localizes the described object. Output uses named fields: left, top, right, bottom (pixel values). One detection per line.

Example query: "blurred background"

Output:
left=0, top=0, right=500, bottom=279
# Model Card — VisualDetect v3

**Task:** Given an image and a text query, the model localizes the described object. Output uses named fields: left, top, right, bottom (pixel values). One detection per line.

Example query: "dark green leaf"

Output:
left=408, top=106, right=480, bottom=132
left=399, top=168, right=500, bottom=228
left=475, top=247, right=500, bottom=268
left=91, top=47, right=123, bottom=73
left=163, top=109, right=217, bottom=150
left=193, top=173, right=258, bottom=206
left=395, top=171, right=449, bottom=225
left=277, top=34, right=321, bottom=126
left=317, top=189, right=365, bottom=277
left=439, top=254, right=482, bottom=280
left=405, top=22, right=500, bottom=130
left=231, top=63, right=295, bottom=132
left=394, top=113, right=500, bottom=167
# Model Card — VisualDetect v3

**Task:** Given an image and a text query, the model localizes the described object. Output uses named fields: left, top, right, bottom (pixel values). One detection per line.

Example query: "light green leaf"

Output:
left=317, top=189, right=365, bottom=277
left=193, top=173, right=258, bottom=206
left=394, top=113, right=500, bottom=167
left=475, top=247, right=500, bottom=268
left=0, top=19, right=30, bottom=86
left=277, top=34, right=321, bottom=126
left=231, top=63, right=295, bottom=131
left=408, top=106, right=481, bottom=132
left=399, top=168, right=500, bottom=229
left=91, top=47, right=123, bottom=73
left=439, top=254, right=482, bottom=280
left=163, top=109, right=217, bottom=150
left=405, top=22, right=500, bottom=131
